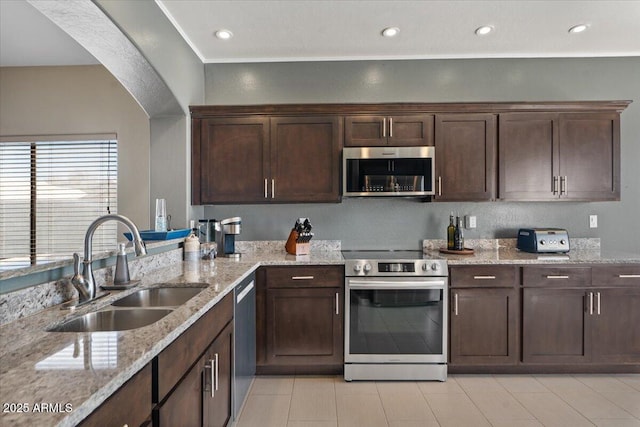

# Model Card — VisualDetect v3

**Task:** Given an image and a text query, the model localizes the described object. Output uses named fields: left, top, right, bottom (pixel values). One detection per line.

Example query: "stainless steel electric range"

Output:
left=342, top=250, right=448, bottom=381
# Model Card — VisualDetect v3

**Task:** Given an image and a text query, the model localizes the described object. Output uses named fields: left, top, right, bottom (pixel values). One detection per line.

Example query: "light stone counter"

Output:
left=0, top=244, right=342, bottom=427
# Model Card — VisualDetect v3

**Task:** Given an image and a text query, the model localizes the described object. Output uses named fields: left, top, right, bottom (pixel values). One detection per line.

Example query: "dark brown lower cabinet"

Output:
left=79, top=364, right=152, bottom=427
left=256, top=265, right=344, bottom=374
left=591, top=287, right=640, bottom=363
left=450, top=288, right=518, bottom=365
left=522, top=288, right=591, bottom=363
left=265, top=287, right=342, bottom=367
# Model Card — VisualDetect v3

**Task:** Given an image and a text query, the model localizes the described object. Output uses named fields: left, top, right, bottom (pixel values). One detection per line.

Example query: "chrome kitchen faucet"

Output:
left=70, top=214, right=147, bottom=307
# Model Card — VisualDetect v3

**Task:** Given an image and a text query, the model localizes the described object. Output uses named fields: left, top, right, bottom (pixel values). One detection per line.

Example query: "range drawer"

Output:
left=523, top=266, right=592, bottom=287
left=449, top=265, right=517, bottom=287
left=264, top=265, right=343, bottom=288
left=593, top=265, right=640, bottom=286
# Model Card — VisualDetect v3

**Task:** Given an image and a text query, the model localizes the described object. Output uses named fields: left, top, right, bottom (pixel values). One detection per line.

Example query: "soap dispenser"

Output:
left=114, top=243, right=131, bottom=285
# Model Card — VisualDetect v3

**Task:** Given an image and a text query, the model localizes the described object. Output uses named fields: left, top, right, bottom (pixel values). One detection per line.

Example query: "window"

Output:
left=0, top=135, right=117, bottom=259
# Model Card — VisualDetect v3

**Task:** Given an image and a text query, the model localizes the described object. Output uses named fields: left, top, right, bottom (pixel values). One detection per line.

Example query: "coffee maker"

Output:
left=217, top=217, right=242, bottom=258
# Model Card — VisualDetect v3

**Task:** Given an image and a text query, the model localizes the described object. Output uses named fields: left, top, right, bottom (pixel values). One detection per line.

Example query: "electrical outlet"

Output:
left=589, top=215, right=598, bottom=228
left=465, top=215, right=477, bottom=229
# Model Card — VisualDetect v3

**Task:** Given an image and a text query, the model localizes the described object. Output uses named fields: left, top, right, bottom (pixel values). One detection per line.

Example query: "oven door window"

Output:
left=349, top=288, right=443, bottom=355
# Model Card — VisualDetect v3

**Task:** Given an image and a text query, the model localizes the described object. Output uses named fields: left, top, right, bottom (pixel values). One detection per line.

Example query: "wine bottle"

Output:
left=454, top=216, right=464, bottom=251
left=447, top=213, right=455, bottom=250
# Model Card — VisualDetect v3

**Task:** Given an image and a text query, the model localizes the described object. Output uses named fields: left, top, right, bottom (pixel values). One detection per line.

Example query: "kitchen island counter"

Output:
left=0, top=245, right=342, bottom=427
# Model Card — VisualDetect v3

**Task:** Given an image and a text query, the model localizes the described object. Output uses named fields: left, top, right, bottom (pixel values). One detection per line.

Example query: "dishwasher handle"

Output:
left=237, top=280, right=255, bottom=303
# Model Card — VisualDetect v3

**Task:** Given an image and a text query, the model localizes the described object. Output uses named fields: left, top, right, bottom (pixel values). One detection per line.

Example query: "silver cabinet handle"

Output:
left=454, top=293, right=459, bottom=316
left=214, top=353, right=219, bottom=392
left=335, top=292, right=339, bottom=315
left=264, top=178, right=268, bottom=198
left=382, top=118, right=386, bottom=138
left=473, top=275, right=496, bottom=280
left=596, top=292, right=601, bottom=315
left=389, top=117, right=393, bottom=138
left=588, top=292, right=594, bottom=315
left=553, top=176, right=559, bottom=195
left=560, top=176, right=567, bottom=195
left=271, top=178, right=275, bottom=199
left=292, top=276, right=314, bottom=280
left=619, top=274, right=640, bottom=278
left=438, top=176, right=442, bottom=196
left=546, top=275, right=569, bottom=279
left=205, top=358, right=215, bottom=397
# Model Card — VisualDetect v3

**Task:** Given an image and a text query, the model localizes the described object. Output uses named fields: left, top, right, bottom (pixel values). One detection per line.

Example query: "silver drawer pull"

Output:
left=588, top=292, right=594, bottom=315
left=214, top=353, right=219, bottom=392
left=618, top=274, right=640, bottom=278
left=335, top=292, right=339, bottom=315
left=546, top=275, right=569, bottom=279
left=473, top=275, right=496, bottom=280
left=596, top=292, right=601, bottom=315
left=292, top=276, right=314, bottom=280
left=454, top=293, right=459, bottom=316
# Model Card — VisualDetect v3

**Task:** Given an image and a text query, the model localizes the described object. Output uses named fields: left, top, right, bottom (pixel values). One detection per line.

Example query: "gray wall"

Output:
left=203, top=58, right=640, bottom=252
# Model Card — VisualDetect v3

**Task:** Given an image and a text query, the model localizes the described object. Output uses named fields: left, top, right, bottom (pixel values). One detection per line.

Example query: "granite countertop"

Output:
left=1, top=239, right=639, bottom=426
left=0, top=245, right=343, bottom=427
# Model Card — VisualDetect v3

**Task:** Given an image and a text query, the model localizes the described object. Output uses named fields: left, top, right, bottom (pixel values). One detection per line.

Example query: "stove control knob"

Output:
left=540, top=239, right=546, bottom=245
left=430, top=262, right=440, bottom=272
left=353, top=264, right=362, bottom=273
left=363, top=263, right=372, bottom=273
left=560, top=239, right=566, bottom=245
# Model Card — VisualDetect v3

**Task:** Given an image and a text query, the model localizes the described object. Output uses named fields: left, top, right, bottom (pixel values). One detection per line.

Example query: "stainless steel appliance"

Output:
left=233, top=274, right=255, bottom=419
left=517, top=228, right=570, bottom=253
left=343, top=250, right=448, bottom=381
left=343, top=146, right=435, bottom=197
left=217, top=217, right=242, bottom=258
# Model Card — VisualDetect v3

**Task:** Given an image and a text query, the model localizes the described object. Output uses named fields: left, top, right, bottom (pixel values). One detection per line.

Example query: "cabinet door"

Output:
left=435, top=114, right=496, bottom=201
left=270, top=116, right=342, bottom=202
left=265, top=287, right=342, bottom=367
left=155, top=359, right=203, bottom=427
left=81, top=364, right=152, bottom=427
left=558, top=113, right=620, bottom=200
left=450, top=288, right=518, bottom=364
left=387, top=114, right=434, bottom=146
left=203, top=322, right=233, bottom=427
left=195, top=117, right=270, bottom=204
left=522, top=288, right=591, bottom=363
left=344, top=115, right=387, bottom=146
left=498, top=113, right=559, bottom=200
left=591, top=287, right=640, bottom=363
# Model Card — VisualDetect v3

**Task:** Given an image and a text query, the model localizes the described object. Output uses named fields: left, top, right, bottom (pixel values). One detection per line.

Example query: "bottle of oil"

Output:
left=447, top=213, right=455, bottom=250
left=454, top=216, right=464, bottom=251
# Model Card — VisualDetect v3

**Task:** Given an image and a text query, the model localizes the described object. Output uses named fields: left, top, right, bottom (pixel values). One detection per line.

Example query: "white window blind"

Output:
left=0, top=136, right=117, bottom=259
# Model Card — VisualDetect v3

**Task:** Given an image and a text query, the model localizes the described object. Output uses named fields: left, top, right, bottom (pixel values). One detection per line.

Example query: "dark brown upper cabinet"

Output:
left=192, top=115, right=342, bottom=204
left=499, top=112, right=620, bottom=201
left=434, top=114, right=496, bottom=201
left=344, top=114, right=434, bottom=146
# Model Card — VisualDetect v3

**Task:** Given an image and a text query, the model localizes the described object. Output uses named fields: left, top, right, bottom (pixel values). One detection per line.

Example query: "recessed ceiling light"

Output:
left=381, top=27, right=400, bottom=38
left=215, top=29, right=233, bottom=40
left=475, top=25, right=493, bottom=36
left=568, top=24, right=588, bottom=34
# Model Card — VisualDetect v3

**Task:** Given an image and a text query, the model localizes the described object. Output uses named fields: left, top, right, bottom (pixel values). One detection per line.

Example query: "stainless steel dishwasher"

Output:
left=233, top=274, right=256, bottom=419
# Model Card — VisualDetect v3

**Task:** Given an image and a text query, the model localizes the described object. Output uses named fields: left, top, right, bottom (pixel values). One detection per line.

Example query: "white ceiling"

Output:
left=1, top=0, right=639, bottom=67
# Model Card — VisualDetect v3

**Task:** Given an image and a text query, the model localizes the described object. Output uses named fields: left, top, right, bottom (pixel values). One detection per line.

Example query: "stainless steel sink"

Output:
left=47, top=308, right=174, bottom=333
left=110, top=285, right=206, bottom=308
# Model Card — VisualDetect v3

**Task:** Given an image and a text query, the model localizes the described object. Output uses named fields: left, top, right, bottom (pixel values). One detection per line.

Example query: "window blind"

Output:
left=0, top=137, right=117, bottom=259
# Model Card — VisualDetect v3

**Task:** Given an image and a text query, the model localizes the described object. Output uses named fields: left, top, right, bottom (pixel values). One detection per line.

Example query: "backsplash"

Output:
left=0, top=248, right=182, bottom=325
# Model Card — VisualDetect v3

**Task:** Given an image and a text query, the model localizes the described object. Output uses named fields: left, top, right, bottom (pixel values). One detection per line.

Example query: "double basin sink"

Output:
left=48, top=285, right=207, bottom=333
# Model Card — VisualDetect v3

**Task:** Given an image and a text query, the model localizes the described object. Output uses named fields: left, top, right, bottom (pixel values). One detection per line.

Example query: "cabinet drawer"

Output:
left=593, top=265, right=640, bottom=286
left=265, top=265, right=343, bottom=288
left=155, top=292, right=233, bottom=402
left=450, top=265, right=517, bottom=287
left=523, top=266, right=591, bottom=287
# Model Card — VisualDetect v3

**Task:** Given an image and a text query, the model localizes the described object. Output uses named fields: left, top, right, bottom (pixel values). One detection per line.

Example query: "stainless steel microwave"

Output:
left=343, top=146, right=435, bottom=197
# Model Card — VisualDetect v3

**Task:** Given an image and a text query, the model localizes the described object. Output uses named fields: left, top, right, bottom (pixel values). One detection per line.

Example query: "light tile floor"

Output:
left=234, top=374, right=640, bottom=427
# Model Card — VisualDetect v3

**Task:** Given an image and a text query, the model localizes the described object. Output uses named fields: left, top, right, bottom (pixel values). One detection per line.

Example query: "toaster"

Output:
left=517, top=228, right=570, bottom=253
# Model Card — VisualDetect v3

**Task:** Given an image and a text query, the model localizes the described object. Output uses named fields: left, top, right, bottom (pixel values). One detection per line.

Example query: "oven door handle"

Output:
left=348, top=280, right=446, bottom=289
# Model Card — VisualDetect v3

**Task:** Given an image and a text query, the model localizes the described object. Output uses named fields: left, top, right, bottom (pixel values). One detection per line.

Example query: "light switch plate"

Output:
left=465, top=215, right=477, bottom=229
left=589, top=215, right=598, bottom=228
